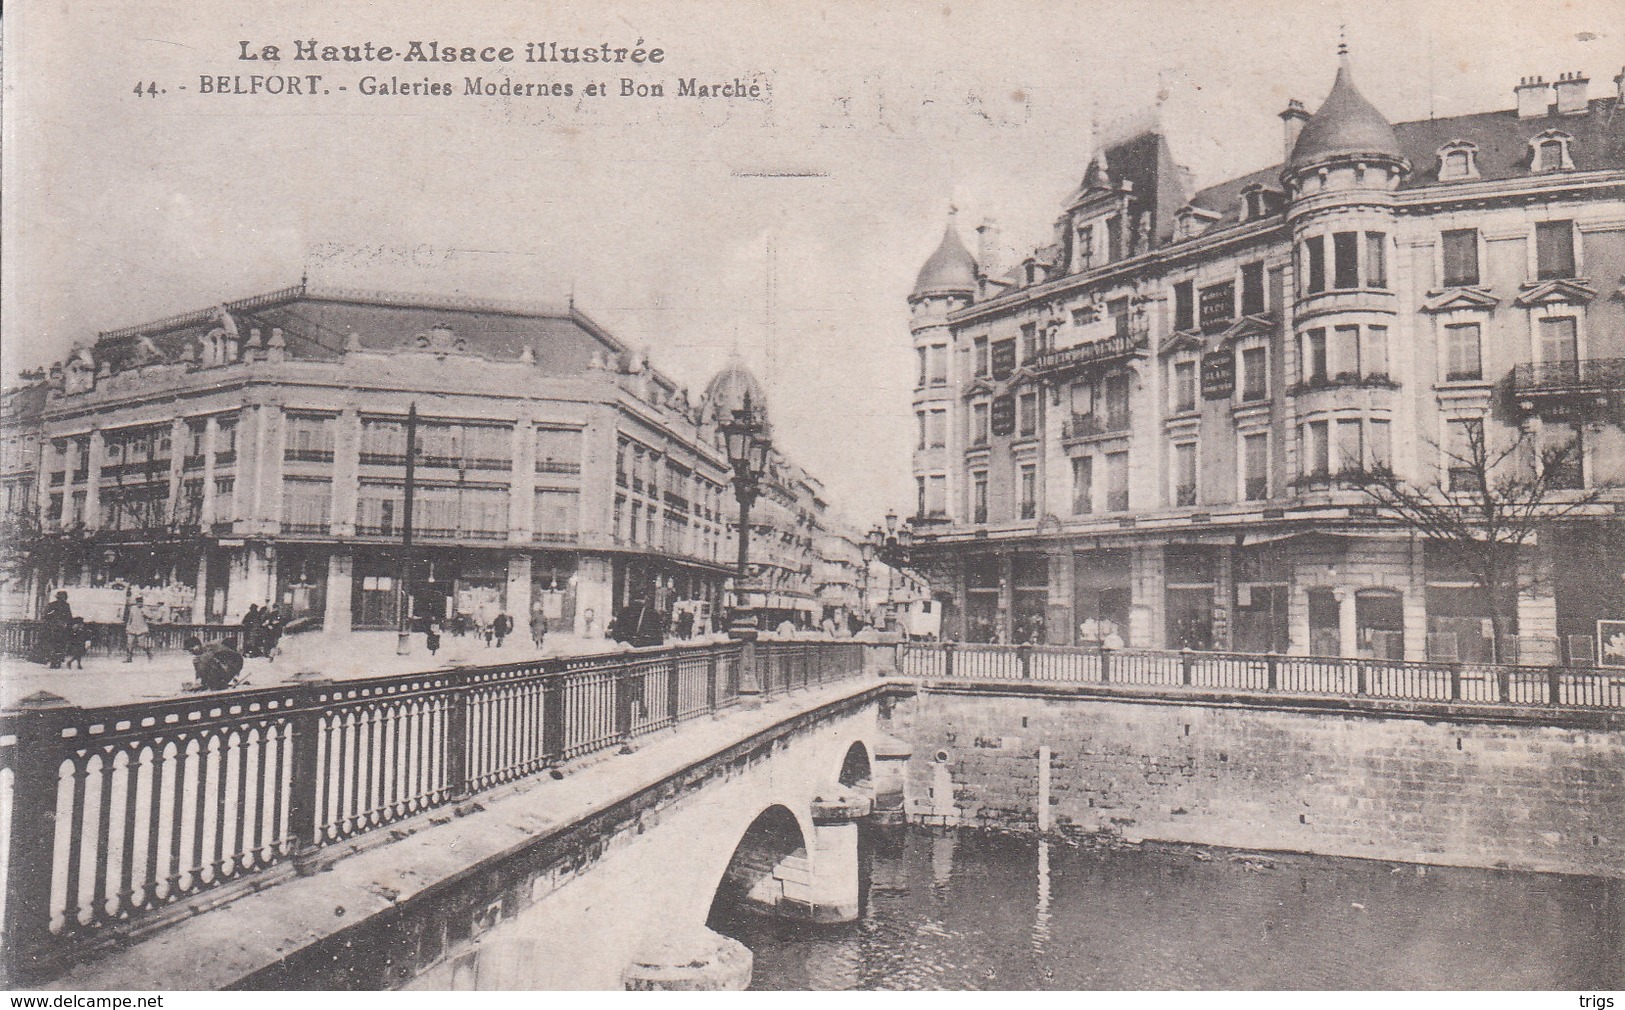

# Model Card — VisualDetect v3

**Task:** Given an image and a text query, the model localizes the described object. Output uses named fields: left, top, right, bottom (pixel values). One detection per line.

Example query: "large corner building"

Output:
left=907, top=56, right=1625, bottom=663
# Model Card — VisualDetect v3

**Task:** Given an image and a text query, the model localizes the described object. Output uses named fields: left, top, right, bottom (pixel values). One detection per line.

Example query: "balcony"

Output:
left=285, top=448, right=334, bottom=463
left=1511, top=358, right=1625, bottom=403
left=1287, top=373, right=1401, bottom=397
left=536, top=459, right=582, bottom=475
left=1062, top=412, right=1130, bottom=441
left=1029, top=331, right=1149, bottom=380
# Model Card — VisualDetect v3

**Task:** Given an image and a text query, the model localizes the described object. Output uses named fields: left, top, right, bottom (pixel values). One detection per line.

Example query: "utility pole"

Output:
left=396, top=401, right=417, bottom=656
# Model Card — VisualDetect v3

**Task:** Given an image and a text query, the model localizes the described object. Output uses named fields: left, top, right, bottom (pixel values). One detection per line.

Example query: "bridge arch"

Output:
left=835, top=739, right=873, bottom=790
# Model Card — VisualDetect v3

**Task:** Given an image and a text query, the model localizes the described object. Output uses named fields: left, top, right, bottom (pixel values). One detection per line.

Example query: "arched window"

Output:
left=1436, top=140, right=1479, bottom=180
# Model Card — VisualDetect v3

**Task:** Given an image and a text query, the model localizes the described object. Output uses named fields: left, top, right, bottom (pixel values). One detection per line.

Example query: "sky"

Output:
left=5, top=0, right=1624, bottom=528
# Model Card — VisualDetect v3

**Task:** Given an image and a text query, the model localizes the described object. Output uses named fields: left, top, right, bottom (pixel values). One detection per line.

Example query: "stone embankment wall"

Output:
left=888, top=684, right=1625, bottom=878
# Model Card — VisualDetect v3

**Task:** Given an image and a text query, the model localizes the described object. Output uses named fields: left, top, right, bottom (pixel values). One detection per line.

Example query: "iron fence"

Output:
left=897, top=641, right=1625, bottom=709
left=0, top=620, right=241, bottom=659
left=0, top=639, right=868, bottom=982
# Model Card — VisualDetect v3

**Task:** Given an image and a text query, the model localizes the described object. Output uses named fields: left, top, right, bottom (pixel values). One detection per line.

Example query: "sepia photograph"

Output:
left=1, top=0, right=1622, bottom=994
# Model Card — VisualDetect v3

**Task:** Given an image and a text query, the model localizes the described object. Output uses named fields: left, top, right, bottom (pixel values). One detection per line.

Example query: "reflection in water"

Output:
left=712, top=826, right=1622, bottom=991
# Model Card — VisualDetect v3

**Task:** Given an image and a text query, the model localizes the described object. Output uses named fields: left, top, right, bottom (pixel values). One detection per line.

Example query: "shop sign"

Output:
left=990, top=394, right=1016, bottom=436
left=1201, top=350, right=1235, bottom=400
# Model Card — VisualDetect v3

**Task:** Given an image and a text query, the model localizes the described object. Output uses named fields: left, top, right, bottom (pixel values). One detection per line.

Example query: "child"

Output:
left=425, top=618, right=441, bottom=657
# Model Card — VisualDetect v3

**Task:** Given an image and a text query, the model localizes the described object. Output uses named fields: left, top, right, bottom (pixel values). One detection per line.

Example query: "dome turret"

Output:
left=699, top=358, right=770, bottom=430
left=910, top=218, right=977, bottom=301
left=1288, top=53, right=1404, bottom=173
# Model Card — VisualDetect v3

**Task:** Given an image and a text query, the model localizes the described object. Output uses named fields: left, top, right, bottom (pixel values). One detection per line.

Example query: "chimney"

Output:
left=1554, top=71, right=1590, bottom=114
left=1279, top=99, right=1310, bottom=160
left=1615, top=66, right=1624, bottom=102
left=1515, top=75, right=1551, bottom=118
left=976, top=218, right=1001, bottom=282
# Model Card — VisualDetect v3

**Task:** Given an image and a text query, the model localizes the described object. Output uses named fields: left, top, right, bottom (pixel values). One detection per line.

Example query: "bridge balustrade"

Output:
left=0, top=639, right=869, bottom=983
left=895, top=642, right=1625, bottom=709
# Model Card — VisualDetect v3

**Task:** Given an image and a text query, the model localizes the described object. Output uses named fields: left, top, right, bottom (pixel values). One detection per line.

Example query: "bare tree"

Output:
left=1350, top=420, right=1613, bottom=663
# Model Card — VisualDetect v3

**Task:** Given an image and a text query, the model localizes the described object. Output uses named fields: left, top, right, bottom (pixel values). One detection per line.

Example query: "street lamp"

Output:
left=858, top=537, right=877, bottom=629
left=721, top=400, right=771, bottom=640
left=866, top=512, right=914, bottom=632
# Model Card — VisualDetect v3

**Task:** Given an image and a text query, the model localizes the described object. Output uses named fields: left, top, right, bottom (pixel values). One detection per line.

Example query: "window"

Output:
left=1172, top=361, right=1197, bottom=413
left=1364, top=326, right=1389, bottom=379
left=972, top=471, right=988, bottom=523
left=1540, top=422, right=1584, bottom=490
left=1370, top=419, right=1392, bottom=470
left=1304, top=329, right=1329, bottom=383
left=1075, top=223, right=1095, bottom=271
left=281, top=478, right=332, bottom=533
left=285, top=415, right=335, bottom=462
left=1333, top=325, right=1361, bottom=380
left=926, top=475, right=947, bottom=516
left=1441, top=229, right=1479, bottom=287
left=1447, top=418, right=1484, bottom=492
left=1020, top=323, right=1038, bottom=363
left=1243, top=188, right=1268, bottom=221
left=916, top=477, right=926, bottom=518
left=1332, top=232, right=1360, bottom=289
left=535, top=428, right=581, bottom=473
left=630, top=500, right=642, bottom=543
left=1018, top=392, right=1039, bottom=437
left=1445, top=324, right=1482, bottom=381
left=1243, top=433, right=1268, bottom=500
left=1174, top=281, right=1195, bottom=331
left=1105, top=452, right=1129, bottom=512
left=1173, top=442, right=1197, bottom=506
left=927, top=345, right=948, bottom=385
left=1365, top=233, right=1387, bottom=288
left=1304, top=236, right=1326, bottom=294
left=1106, top=215, right=1123, bottom=262
left=1303, top=420, right=1330, bottom=476
left=534, top=489, right=580, bottom=539
left=1071, top=456, right=1093, bottom=515
left=360, top=418, right=406, bottom=464
left=916, top=347, right=928, bottom=387
left=1069, top=381, right=1093, bottom=418
left=1108, top=297, right=1131, bottom=340
left=1241, top=347, right=1268, bottom=401
left=1540, top=316, right=1578, bottom=365
left=1441, top=148, right=1473, bottom=179
left=916, top=411, right=928, bottom=450
left=974, top=337, right=989, bottom=376
left=1198, top=282, right=1235, bottom=332
left=972, top=402, right=990, bottom=445
left=1534, top=134, right=1572, bottom=172
left=1336, top=419, right=1364, bottom=474
left=1241, top=262, right=1266, bottom=315
left=1019, top=464, right=1038, bottom=520
left=1103, top=374, right=1131, bottom=430
left=1536, top=220, right=1576, bottom=280
left=928, top=410, right=947, bottom=448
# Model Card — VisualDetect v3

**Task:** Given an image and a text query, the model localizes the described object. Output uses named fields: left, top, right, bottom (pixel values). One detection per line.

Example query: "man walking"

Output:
left=43, top=590, right=73, bottom=669
left=124, top=595, right=154, bottom=663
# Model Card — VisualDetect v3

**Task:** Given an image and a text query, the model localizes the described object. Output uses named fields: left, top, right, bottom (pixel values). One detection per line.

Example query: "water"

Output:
left=713, top=827, right=1623, bottom=990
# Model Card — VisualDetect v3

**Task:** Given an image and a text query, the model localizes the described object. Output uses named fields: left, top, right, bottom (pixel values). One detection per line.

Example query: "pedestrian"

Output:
left=425, top=617, right=442, bottom=656
left=259, top=610, right=284, bottom=661
left=493, top=611, right=512, bottom=648
left=530, top=607, right=549, bottom=649
left=124, top=595, right=154, bottom=663
left=43, top=590, right=73, bottom=669
left=65, top=617, right=90, bottom=669
left=240, top=603, right=264, bottom=658
left=612, top=596, right=663, bottom=648
left=185, top=636, right=245, bottom=692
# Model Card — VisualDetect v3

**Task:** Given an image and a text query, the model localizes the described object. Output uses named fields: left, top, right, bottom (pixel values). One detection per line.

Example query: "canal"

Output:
left=711, top=827, right=1623, bottom=990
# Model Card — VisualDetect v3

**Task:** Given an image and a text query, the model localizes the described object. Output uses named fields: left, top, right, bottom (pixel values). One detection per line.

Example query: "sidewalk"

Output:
left=0, top=630, right=731, bottom=711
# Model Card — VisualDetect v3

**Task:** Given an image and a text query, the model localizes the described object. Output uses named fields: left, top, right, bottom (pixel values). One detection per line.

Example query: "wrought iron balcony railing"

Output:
left=1511, top=357, right=1625, bottom=396
left=1062, top=412, right=1131, bottom=440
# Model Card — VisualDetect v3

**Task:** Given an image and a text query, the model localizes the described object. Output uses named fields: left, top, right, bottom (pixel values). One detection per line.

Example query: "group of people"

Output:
left=40, top=591, right=90, bottom=669
left=239, top=604, right=286, bottom=660
left=417, top=607, right=552, bottom=656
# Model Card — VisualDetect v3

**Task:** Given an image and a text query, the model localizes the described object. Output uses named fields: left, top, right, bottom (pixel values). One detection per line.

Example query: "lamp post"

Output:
left=858, top=537, right=876, bottom=629
left=395, top=402, right=418, bottom=656
left=721, top=400, right=770, bottom=641
left=866, top=510, right=914, bottom=633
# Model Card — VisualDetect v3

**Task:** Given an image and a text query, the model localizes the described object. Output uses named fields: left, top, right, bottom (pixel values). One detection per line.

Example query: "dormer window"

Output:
left=1239, top=185, right=1278, bottom=222
left=1436, top=141, right=1479, bottom=180
left=1530, top=130, right=1575, bottom=172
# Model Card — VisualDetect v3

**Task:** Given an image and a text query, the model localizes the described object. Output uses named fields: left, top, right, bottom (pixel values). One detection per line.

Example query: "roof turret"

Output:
left=910, top=216, right=978, bottom=300
left=1288, top=52, right=1404, bottom=171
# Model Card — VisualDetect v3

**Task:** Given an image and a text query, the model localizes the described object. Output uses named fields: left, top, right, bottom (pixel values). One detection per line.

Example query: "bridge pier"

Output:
left=800, top=792, right=873, bottom=923
left=869, top=736, right=913, bottom=827
left=622, top=927, right=753, bottom=991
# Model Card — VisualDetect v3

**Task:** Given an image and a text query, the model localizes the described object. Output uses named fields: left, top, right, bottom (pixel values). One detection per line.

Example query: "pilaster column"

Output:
left=506, top=553, right=532, bottom=627
left=324, top=552, right=353, bottom=634
left=1403, top=536, right=1428, bottom=661
left=1213, top=544, right=1234, bottom=651
left=511, top=418, right=536, bottom=543
left=1335, top=585, right=1358, bottom=658
left=997, top=552, right=1014, bottom=644
left=192, top=551, right=209, bottom=623
left=167, top=418, right=187, bottom=524
left=332, top=407, right=360, bottom=536
left=84, top=429, right=104, bottom=530
left=259, top=403, right=285, bottom=535
left=1046, top=546, right=1073, bottom=645
left=200, top=416, right=218, bottom=527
